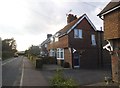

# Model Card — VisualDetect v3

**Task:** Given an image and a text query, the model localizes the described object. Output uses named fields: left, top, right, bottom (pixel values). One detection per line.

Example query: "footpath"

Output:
left=20, top=57, right=119, bottom=87
left=21, top=57, right=49, bottom=86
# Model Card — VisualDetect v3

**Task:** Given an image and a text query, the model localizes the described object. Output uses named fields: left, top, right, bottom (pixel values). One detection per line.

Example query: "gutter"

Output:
left=97, top=5, right=120, bottom=20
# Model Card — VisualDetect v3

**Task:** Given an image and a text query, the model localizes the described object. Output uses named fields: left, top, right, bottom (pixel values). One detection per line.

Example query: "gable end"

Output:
left=67, top=14, right=97, bottom=34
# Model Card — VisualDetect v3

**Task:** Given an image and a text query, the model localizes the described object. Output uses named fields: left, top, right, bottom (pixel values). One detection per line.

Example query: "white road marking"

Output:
left=2, top=58, right=18, bottom=66
left=20, top=59, right=24, bottom=86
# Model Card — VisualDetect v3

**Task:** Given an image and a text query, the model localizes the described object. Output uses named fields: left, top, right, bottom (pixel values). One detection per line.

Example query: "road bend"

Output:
left=2, top=56, right=23, bottom=86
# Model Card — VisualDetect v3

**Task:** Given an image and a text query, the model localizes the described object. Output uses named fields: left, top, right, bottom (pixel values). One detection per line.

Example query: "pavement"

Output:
left=41, top=65, right=120, bottom=87
left=21, top=57, right=49, bottom=86
left=20, top=57, right=120, bottom=87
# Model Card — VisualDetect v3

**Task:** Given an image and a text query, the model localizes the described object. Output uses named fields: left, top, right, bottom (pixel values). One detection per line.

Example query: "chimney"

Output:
left=47, top=34, right=52, bottom=39
left=67, top=14, right=77, bottom=24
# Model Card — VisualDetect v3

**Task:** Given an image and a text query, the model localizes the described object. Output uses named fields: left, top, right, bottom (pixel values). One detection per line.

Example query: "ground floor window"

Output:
left=49, top=49, right=55, bottom=57
left=57, top=48, right=64, bottom=60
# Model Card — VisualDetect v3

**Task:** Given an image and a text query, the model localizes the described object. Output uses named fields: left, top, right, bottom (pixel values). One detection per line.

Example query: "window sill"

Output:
left=57, top=58, right=64, bottom=60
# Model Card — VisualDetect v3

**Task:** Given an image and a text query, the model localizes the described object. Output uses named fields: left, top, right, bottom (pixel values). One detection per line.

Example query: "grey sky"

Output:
left=0, top=0, right=111, bottom=51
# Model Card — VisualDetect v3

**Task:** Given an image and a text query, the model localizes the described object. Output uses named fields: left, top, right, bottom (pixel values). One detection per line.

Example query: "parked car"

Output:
left=14, top=53, right=18, bottom=57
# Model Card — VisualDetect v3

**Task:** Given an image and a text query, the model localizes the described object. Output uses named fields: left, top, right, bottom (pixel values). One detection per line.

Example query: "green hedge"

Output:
left=2, top=51, right=14, bottom=60
left=35, top=59, right=43, bottom=69
left=42, top=56, right=57, bottom=64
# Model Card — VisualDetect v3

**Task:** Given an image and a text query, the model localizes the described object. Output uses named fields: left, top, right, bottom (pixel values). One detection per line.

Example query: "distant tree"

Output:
left=28, top=45, right=40, bottom=56
left=2, top=38, right=17, bottom=60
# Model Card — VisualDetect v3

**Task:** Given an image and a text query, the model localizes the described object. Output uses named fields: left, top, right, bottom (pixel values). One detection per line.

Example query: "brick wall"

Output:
left=68, top=17, right=98, bottom=49
left=67, top=18, right=100, bottom=68
left=64, top=48, right=73, bottom=68
left=104, top=9, right=120, bottom=40
left=111, top=39, right=120, bottom=83
left=48, top=35, right=68, bottom=50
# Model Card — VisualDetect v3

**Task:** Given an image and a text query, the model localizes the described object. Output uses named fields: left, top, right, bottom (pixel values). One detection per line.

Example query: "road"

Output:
left=0, top=60, right=2, bottom=87
left=2, top=56, right=23, bottom=86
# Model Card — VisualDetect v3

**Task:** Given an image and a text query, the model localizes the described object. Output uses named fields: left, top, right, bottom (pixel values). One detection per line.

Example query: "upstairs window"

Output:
left=74, top=29, right=82, bottom=38
left=91, top=34, right=96, bottom=45
left=45, top=44, right=47, bottom=48
left=55, top=37, right=59, bottom=42
left=50, top=37, right=54, bottom=44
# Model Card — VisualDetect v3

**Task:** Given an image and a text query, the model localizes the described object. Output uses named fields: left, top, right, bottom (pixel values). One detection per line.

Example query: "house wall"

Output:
left=67, top=18, right=99, bottom=68
left=64, top=48, right=73, bottom=68
left=41, top=46, right=48, bottom=55
left=48, top=35, right=68, bottom=50
left=104, top=9, right=120, bottom=40
left=80, top=48, right=99, bottom=68
left=111, top=39, right=120, bottom=83
left=68, top=18, right=98, bottom=49
left=48, top=35, right=69, bottom=67
left=97, top=31, right=111, bottom=68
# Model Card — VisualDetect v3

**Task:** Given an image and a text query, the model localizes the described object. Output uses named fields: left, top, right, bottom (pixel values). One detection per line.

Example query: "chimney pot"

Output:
left=67, top=14, right=77, bottom=24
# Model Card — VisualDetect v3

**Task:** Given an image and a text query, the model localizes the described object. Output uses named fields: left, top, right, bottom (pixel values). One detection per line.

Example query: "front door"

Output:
left=73, top=52, right=80, bottom=68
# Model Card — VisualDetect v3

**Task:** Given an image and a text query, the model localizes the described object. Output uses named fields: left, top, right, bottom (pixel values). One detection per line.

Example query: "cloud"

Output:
left=0, top=0, right=111, bottom=51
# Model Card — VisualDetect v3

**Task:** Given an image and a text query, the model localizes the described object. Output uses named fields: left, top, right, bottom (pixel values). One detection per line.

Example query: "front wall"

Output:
left=68, top=18, right=99, bottom=68
left=59, top=35, right=69, bottom=48
left=104, top=9, right=120, bottom=40
left=68, top=18, right=98, bottom=49
left=111, top=39, right=120, bottom=83
left=80, top=48, right=99, bottom=68
left=64, top=48, right=72, bottom=68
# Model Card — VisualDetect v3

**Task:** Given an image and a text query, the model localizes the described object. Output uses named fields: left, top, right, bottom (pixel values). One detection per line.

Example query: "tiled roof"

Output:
left=98, top=0, right=120, bottom=16
left=57, top=14, right=85, bottom=36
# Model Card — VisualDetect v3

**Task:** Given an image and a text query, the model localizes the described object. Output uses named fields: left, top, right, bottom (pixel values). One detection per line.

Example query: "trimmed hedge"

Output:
left=42, top=56, right=57, bottom=64
left=2, top=51, right=14, bottom=60
left=35, top=59, right=43, bottom=69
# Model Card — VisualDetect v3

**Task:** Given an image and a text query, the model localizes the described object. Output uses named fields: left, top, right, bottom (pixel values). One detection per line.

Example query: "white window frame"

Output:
left=55, top=37, right=59, bottom=42
left=45, top=44, right=47, bottom=48
left=91, top=34, right=96, bottom=46
left=74, top=29, right=82, bottom=38
left=50, top=37, right=54, bottom=44
left=57, top=48, right=64, bottom=60
left=49, top=49, right=55, bottom=57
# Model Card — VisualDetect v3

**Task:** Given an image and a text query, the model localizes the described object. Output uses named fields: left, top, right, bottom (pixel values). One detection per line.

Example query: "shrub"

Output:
left=50, top=69, right=78, bottom=88
left=2, top=51, right=14, bottom=60
left=63, top=62, right=70, bottom=68
left=42, top=56, right=56, bottom=64
left=35, top=59, right=43, bottom=69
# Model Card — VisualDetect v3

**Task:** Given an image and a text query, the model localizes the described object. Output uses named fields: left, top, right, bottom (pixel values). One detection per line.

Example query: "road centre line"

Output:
left=2, top=58, right=18, bottom=66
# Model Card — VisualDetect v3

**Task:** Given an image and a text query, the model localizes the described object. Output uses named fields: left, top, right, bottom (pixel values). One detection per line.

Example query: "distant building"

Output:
left=40, top=34, right=52, bottom=56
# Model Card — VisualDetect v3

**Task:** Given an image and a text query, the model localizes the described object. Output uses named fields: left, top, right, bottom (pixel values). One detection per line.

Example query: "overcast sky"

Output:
left=0, top=0, right=111, bottom=51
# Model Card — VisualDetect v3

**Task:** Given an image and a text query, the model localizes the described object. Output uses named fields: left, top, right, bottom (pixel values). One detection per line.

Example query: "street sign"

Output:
left=103, top=40, right=113, bottom=52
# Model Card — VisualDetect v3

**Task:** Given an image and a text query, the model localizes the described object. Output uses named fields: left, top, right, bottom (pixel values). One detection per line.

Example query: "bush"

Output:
left=35, top=59, right=43, bottom=69
left=2, top=51, right=14, bottom=60
left=42, top=56, right=56, bottom=64
left=63, top=62, right=70, bottom=68
left=50, top=69, right=78, bottom=88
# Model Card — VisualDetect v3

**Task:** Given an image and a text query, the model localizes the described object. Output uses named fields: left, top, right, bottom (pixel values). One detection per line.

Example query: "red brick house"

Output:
left=48, top=14, right=103, bottom=69
left=40, top=34, right=52, bottom=57
left=98, top=1, right=120, bottom=83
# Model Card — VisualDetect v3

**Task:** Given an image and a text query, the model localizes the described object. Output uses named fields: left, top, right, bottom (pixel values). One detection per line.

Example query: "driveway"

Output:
left=40, top=64, right=111, bottom=85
